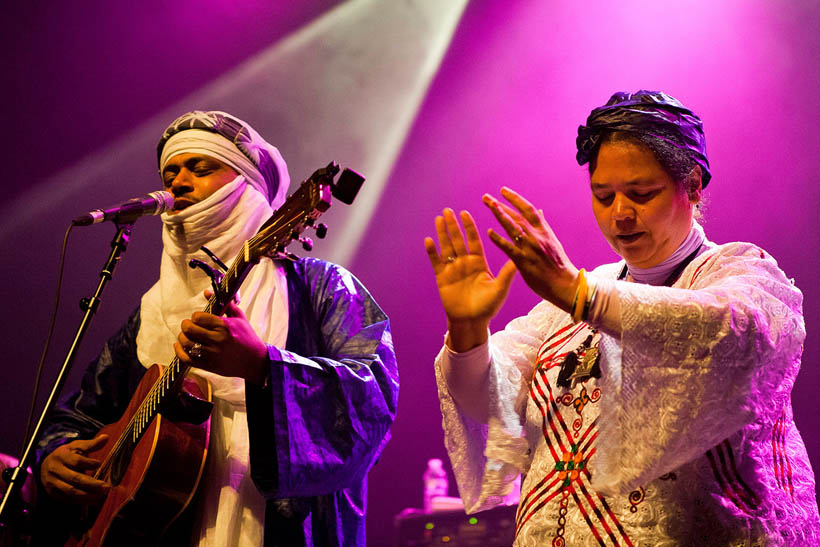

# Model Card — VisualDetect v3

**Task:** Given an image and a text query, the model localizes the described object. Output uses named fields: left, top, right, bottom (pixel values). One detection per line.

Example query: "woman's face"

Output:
left=590, top=140, right=695, bottom=269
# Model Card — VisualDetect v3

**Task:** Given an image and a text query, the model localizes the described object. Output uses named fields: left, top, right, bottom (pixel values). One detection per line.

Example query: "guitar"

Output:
left=67, top=163, right=365, bottom=546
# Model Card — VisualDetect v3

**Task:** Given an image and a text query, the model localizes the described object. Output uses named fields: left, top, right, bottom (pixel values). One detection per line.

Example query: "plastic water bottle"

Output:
left=423, top=458, right=449, bottom=513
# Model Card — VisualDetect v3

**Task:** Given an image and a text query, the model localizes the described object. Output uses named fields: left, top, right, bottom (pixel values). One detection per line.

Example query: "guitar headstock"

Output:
left=246, top=162, right=364, bottom=262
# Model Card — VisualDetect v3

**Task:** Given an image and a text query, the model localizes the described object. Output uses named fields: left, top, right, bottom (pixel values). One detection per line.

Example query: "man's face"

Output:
left=161, top=153, right=239, bottom=213
left=590, top=140, right=694, bottom=269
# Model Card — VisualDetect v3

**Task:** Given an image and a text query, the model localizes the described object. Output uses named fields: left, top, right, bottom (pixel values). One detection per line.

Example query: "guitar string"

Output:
left=93, top=203, right=311, bottom=480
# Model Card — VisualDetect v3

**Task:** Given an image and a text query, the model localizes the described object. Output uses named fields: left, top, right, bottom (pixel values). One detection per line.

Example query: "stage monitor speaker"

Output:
left=394, top=504, right=516, bottom=547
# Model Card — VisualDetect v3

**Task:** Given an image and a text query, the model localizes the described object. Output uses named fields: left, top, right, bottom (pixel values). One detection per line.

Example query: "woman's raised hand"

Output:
left=483, top=187, right=578, bottom=311
left=424, top=208, right=517, bottom=351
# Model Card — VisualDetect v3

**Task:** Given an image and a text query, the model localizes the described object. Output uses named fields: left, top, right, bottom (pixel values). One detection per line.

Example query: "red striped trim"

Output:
left=781, top=415, right=795, bottom=498
left=536, top=324, right=587, bottom=370
left=521, top=371, right=598, bottom=534
left=722, top=440, right=761, bottom=507
left=706, top=449, right=752, bottom=514
left=529, top=385, right=560, bottom=461
left=688, top=253, right=715, bottom=286
left=541, top=352, right=570, bottom=370
left=536, top=322, right=578, bottom=358
left=773, top=413, right=795, bottom=498
left=568, top=487, right=607, bottom=546
left=579, top=428, right=599, bottom=455
left=520, top=353, right=630, bottom=542
left=516, top=472, right=560, bottom=525
left=516, top=427, right=600, bottom=531
left=576, top=417, right=599, bottom=447
left=516, top=475, right=562, bottom=531
left=595, top=493, right=634, bottom=547
left=772, top=415, right=784, bottom=490
left=515, top=482, right=566, bottom=535
left=539, top=371, right=575, bottom=442
left=574, top=480, right=620, bottom=545
left=532, top=375, right=568, bottom=455
left=715, top=442, right=758, bottom=511
left=783, top=443, right=795, bottom=500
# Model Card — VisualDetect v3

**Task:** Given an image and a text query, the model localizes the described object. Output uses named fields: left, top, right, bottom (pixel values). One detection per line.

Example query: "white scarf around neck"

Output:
left=135, top=176, right=289, bottom=406
left=626, top=220, right=711, bottom=285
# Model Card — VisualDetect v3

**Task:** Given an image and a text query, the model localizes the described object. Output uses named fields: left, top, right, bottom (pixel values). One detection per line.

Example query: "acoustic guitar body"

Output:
left=66, top=364, right=212, bottom=547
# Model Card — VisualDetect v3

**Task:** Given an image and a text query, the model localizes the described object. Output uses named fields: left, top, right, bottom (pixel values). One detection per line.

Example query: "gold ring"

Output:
left=189, top=342, right=203, bottom=359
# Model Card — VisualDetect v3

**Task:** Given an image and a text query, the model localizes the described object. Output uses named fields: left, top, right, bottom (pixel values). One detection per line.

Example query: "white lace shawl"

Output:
left=435, top=242, right=818, bottom=544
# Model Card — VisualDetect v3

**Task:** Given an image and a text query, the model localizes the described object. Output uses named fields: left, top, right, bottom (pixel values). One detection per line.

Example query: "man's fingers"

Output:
left=41, top=441, right=111, bottom=503
left=49, top=472, right=109, bottom=502
left=70, top=453, right=104, bottom=472
left=174, top=341, right=194, bottom=364
left=190, top=312, right=226, bottom=330
left=182, top=317, right=226, bottom=349
left=55, top=467, right=108, bottom=493
left=73, top=434, right=108, bottom=453
left=58, top=436, right=108, bottom=470
left=222, top=298, right=247, bottom=320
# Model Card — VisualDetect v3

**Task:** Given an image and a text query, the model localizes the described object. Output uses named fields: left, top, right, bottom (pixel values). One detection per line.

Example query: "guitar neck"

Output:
left=127, top=249, right=255, bottom=445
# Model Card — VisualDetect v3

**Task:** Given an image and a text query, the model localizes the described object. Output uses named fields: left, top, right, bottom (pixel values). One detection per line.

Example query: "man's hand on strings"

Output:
left=40, top=435, right=110, bottom=504
left=174, top=291, right=268, bottom=385
left=424, top=208, right=517, bottom=352
left=484, top=187, right=578, bottom=312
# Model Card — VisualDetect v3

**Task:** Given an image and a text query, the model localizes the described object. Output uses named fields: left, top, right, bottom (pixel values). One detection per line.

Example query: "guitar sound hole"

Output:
left=109, top=447, right=132, bottom=486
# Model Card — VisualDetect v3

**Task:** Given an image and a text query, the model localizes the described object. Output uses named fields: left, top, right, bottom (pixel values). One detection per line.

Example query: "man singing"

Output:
left=35, top=111, right=399, bottom=546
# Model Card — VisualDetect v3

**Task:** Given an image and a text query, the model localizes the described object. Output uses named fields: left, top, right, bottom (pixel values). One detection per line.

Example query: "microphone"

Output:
left=72, top=191, right=175, bottom=226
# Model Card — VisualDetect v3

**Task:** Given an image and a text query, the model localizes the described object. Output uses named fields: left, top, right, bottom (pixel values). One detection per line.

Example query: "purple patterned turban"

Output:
left=576, top=90, right=712, bottom=187
left=158, top=111, right=290, bottom=206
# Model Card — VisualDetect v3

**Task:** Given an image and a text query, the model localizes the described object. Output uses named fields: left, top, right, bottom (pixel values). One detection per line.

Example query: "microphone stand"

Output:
left=0, top=222, right=135, bottom=541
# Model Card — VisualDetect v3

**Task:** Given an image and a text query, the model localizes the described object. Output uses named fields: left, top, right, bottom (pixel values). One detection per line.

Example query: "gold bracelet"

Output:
left=571, top=268, right=587, bottom=323
left=582, top=278, right=597, bottom=322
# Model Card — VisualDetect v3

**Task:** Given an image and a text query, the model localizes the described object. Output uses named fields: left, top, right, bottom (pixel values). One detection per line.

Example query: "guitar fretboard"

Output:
left=94, top=165, right=338, bottom=480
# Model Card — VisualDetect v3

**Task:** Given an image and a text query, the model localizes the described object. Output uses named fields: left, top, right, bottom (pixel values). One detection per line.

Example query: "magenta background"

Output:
left=3, top=2, right=819, bottom=545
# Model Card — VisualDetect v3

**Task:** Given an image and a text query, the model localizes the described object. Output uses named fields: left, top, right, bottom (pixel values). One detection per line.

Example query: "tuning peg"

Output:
left=315, top=223, right=328, bottom=239
left=299, top=237, right=313, bottom=252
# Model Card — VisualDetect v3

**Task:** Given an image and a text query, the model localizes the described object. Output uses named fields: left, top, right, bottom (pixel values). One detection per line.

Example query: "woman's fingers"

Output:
left=460, top=210, right=485, bottom=257
left=487, top=228, right=522, bottom=260
left=423, top=236, right=443, bottom=270
left=443, top=208, right=469, bottom=256
left=496, top=259, right=518, bottom=295
left=428, top=208, right=484, bottom=268
left=500, top=186, right=543, bottom=226
left=483, top=194, right=529, bottom=246
left=434, top=215, right=456, bottom=260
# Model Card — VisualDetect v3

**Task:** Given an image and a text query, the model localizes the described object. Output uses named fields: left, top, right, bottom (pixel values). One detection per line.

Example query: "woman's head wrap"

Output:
left=158, top=111, right=290, bottom=206
left=576, top=90, right=712, bottom=187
